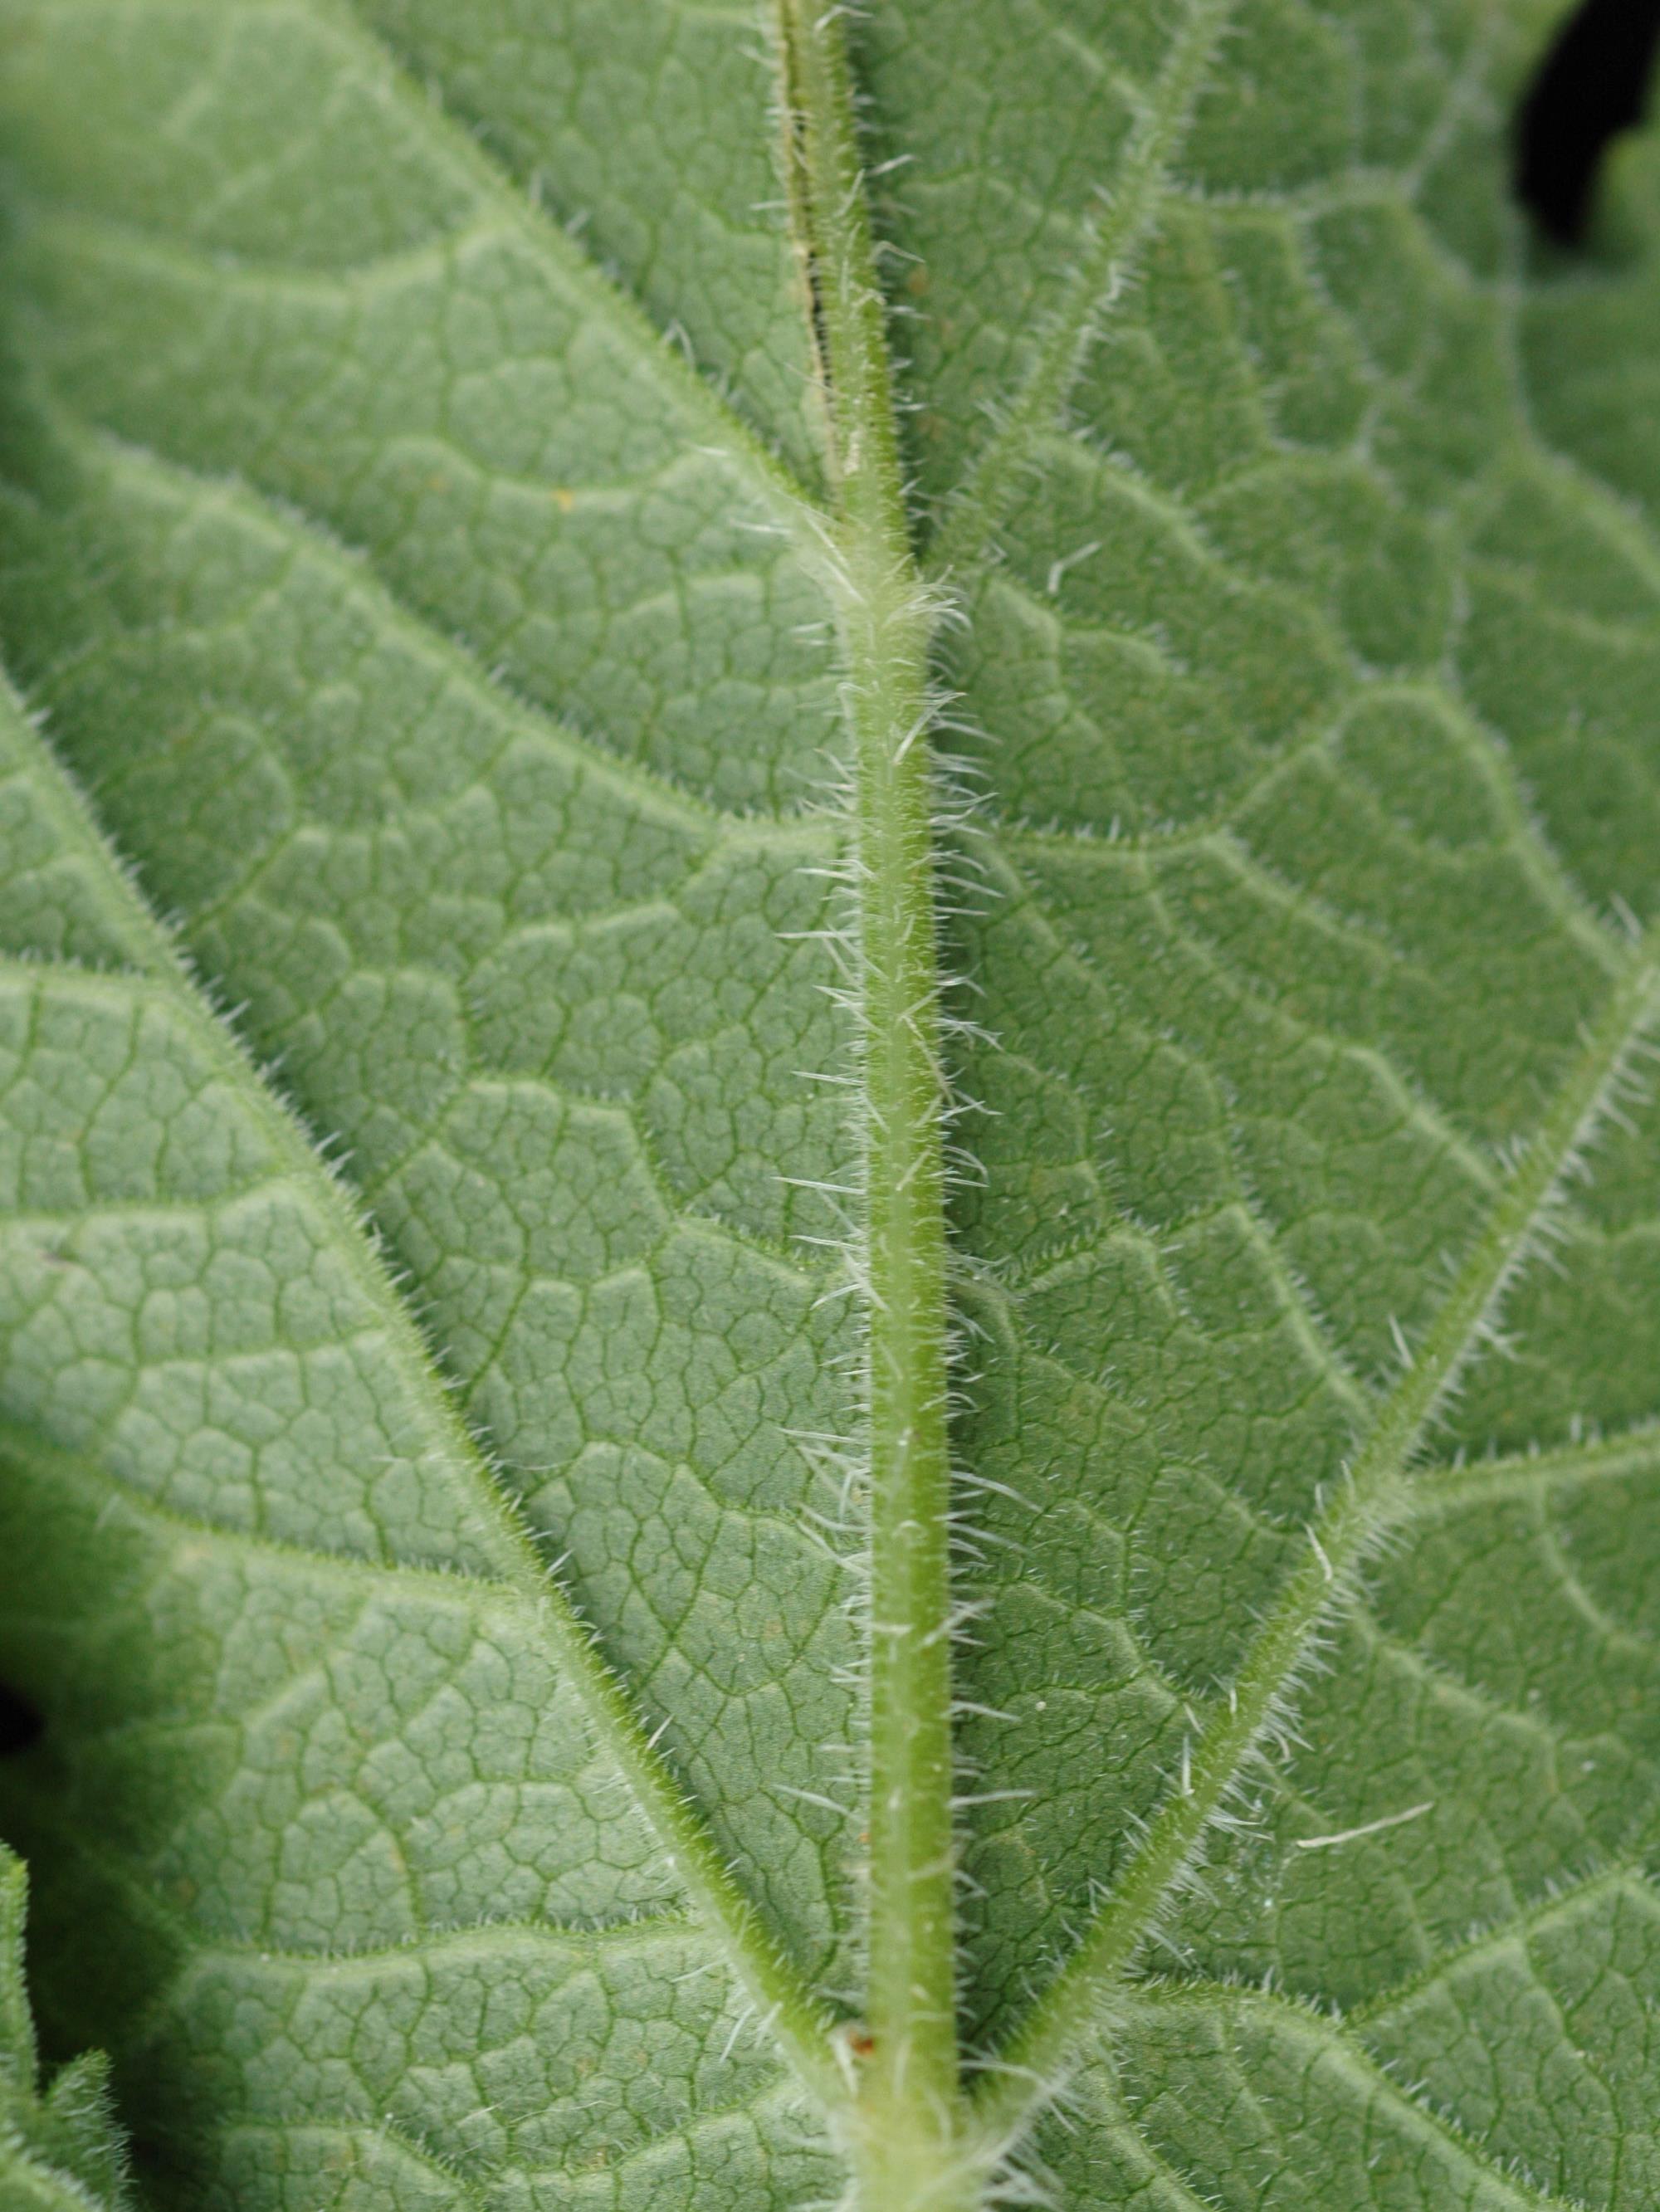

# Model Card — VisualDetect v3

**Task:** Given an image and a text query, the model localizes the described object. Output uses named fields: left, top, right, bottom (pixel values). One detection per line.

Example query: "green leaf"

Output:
left=0, top=1, right=1658, bottom=2206
left=0, top=1846, right=130, bottom=2210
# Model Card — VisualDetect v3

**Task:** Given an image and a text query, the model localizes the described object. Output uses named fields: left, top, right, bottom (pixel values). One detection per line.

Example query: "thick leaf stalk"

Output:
left=776, top=1, right=972, bottom=2200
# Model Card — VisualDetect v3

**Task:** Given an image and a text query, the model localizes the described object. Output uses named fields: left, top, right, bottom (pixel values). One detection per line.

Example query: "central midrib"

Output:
left=773, top=2, right=969, bottom=2200
left=769, top=4, right=1660, bottom=2203
left=769, top=0, right=1324, bottom=2200
left=12, top=4, right=1658, bottom=2205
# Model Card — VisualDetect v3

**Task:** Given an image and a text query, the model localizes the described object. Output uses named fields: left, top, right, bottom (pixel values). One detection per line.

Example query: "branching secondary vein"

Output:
left=3, top=704, right=850, bottom=2122
left=1410, top=1422, right=1660, bottom=1508
left=329, top=0, right=824, bottom=520
left=10, top=6, right=1655, bottom=2206
left=924, top=0, right=1238, bottom=584
left=965, top=941, right=1660, bottom=2161
left=1120, top=1985, right=1584, bottom=2211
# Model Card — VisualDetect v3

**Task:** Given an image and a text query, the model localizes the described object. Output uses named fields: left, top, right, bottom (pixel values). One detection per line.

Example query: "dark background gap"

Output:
left=0, top=1682, right=42, bottom=1756
left=1516, top=0, right=1660, bottom=242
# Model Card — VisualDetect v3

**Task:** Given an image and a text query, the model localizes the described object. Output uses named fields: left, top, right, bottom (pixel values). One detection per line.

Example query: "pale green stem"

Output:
left=774, top=5, right=972, bottom=2203
left=769, top=8, right=1660, bottom=2203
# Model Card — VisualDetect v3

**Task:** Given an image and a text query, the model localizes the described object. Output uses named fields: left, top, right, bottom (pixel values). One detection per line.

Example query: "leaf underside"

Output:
left=0, top=2, right=1659, bottom=2208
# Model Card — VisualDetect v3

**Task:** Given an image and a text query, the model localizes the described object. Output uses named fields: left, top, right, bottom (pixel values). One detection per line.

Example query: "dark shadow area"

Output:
left=0, top=1682, right=42, bottom=1757
left=1516, top=0, right=1660, bottom=243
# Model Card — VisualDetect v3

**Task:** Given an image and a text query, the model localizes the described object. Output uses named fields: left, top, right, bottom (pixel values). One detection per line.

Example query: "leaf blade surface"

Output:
left=2, top=1, right=1660, bottom=2206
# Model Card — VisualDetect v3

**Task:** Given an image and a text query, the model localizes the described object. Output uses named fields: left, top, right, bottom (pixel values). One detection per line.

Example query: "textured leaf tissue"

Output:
left=1, top=2, right=1658, bottom=2206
